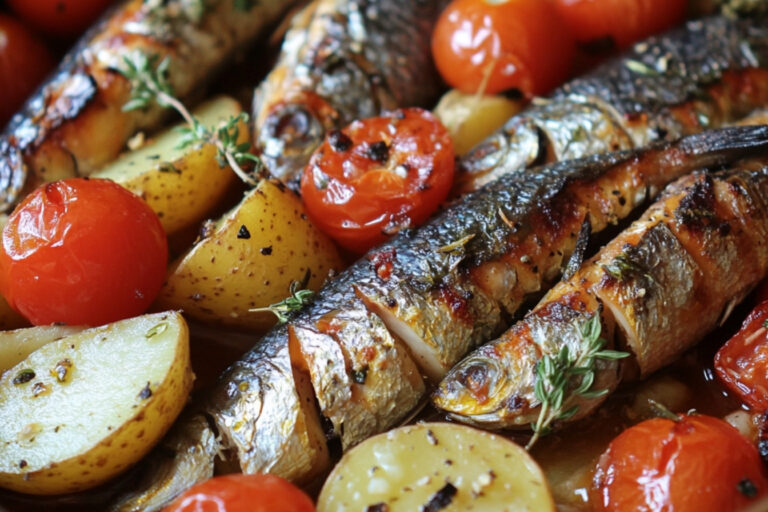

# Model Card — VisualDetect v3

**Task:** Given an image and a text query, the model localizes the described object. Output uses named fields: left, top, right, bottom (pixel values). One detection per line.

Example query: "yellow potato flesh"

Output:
left=157, top=180, right=343, bottom=332
left=0, top=325, right=84, bottom=373
left=434, top=89, right=523, bottom=155
left=318, top=422, right=555, bottom=512
left=0, top=312, right=193, bottom=495
left=93, top=96, right=244, bottom=235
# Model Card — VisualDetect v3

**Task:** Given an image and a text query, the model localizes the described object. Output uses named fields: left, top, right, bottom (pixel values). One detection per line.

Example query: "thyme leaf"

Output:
left=527, top=312, right=630, bottom=449
left=118, top=50, right=261, bottom=186
left=250, top=274, right=315, bottom=323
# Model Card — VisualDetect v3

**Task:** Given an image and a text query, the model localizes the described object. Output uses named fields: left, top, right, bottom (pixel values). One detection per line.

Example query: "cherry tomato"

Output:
left=554, top=0, right=687, bottom=50
left=594, top=414, right=768, bottom=512
left=0, top=14, right=54, bottom=127
left=0, top=178, right=167, bottom=326
left=300, top=108, right=454, bottom=254
left=6, top=0, right=115, bottom=38
left=431, top=0, right=576, bottom=96
left=163, top=474, right=315, bottom=512
left=715, top=300, right=768, bottom=411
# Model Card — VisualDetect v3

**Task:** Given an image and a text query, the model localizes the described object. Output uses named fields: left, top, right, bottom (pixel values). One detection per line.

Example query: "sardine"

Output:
left=0, top=0, right=299, bottom=211
left=110, top=126, right=768, bottom=511
left=456, top=15, right=768, bottom=193
left=434, top=164, right=768, bottom=429
left=252, top=0, right=446, bottom=189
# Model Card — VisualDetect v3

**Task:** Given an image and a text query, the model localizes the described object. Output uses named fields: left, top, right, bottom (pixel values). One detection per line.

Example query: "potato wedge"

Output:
left=0, top=325, right=84, bottom=373
left=318, top=423, right=555, bottom=512
left=92, top=96, right=245, bottom=235
left=0, top=312, right=193, bottom=495
left=156, top=180, right=343, bottom=332
left=434, top=90, right=523, bottom=155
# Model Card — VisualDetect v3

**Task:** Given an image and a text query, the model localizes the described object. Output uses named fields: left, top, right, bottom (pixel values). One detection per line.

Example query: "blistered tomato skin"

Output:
left=163, top=474, right=315, bottom=512
left=0, top=178, right=168, bottom=327
left=7, top=0, right=115, bottom=38
left=594, top=414, right=768, bottom=512
left=300, top=108, right=454, bottom=254
left=431, top=0, right=576, bottom=96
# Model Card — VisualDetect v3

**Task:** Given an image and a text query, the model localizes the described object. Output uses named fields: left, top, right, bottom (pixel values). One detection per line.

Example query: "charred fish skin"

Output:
left=434, top=164, right=768, bottom=430
left=253, top=0, right=446, bottom=188
left=0, top=0, right=299, bottom=211
left=458, top=15, right=768, bottom=193
left=355, top=126, right=768, bottom=381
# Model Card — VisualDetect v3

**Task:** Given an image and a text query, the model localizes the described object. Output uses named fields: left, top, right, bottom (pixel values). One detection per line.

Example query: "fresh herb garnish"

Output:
left=250, top=275, right=315, bottom=323
left=527, top=313, right=629, bottom=449
left=119, top=51, right=261, bottom=186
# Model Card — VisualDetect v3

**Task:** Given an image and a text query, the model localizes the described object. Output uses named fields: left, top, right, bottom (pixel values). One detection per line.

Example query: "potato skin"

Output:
left=157, top=180, right=343, bottom=332
left=0, top=312, right=193, bottom=495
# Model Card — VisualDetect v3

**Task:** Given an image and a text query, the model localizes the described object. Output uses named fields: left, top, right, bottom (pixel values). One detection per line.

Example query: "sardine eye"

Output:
left=264, top=103, right=324, bottom=154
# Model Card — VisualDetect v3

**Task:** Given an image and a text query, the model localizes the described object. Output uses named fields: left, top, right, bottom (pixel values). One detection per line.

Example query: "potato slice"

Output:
left=93, top=96, right=244, bottom=235
left=0, top=312, right=193, bottom=495
left=0, top=325, right=84, bottom=373
left=434, top=89, right=523, bottom=155
left=157, top=180, right=343, bottom=332
left=318, top=422, right=555, bottom=512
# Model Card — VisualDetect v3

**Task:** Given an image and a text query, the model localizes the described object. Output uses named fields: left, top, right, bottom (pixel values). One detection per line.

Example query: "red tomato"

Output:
left=7, top=0, right=115, bottom=38
left=554, top=0, right=687, bottom=49
left=301, top=108, right=454, bottom=254
left=594, top=414, right=768, bottom=512
left=431, top=0, right=576, bottom=96
left=0, top=178, right=168, bottom=326
left=0, top=15, right=54, bottom=127
left=163, top=474, right=315, bottom=512
left=715, top=300, right=768, bottom=411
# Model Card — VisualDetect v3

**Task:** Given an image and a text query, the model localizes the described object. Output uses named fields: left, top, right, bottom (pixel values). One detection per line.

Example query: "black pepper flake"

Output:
left=352, top=366, right=368, bottom=384
left=739, top=478, right=758, bottom=499
left=13, top=369, right=35, bottom=385
left=328, top=129, right=353, bottom=152
left=260, top=246, right=273, bottom=255
left=366, top=141, right=389, bottom=162
left=421, top=483, right=457, bottom=512
left=138, top=382, right=152, bottom=400
left=237, top=225, right=251, bottom=239
left=366, top=504, right=389, bottom=512
left=19, top=460, right=27, bottom=469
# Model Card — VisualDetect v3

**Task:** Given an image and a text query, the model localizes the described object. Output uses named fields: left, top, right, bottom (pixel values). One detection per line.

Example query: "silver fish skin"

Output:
left=434, top=164, right=768, bottom=429
left=0, top=0, right=299, bottom=211
left=456, top=15, right=768, bottom=193
left=252, top=0, right=446, bottom=189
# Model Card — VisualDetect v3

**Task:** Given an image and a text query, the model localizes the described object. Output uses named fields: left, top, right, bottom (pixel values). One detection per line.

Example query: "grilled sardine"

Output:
left=0, top=0, right=299, bottom=211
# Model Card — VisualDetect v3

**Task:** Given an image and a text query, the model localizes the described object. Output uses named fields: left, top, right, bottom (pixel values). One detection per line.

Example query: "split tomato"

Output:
left=594, top=414, right=768, bottom=511
left=0, top=178, right=168, bottom=326
left=163, top=474, right=315, bottom=512
left=301, top=108, right=454, bottom=254
left=431, top=0, right=576, bottom=96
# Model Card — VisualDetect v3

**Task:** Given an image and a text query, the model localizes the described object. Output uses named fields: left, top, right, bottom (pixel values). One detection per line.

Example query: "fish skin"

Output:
left=0, top=0, right=299, bottom=211
left=252, top=0, right=446, bottom=189
left=457, top=15, right=768, bottom=193
left=434, top=164, right=768, bottom=429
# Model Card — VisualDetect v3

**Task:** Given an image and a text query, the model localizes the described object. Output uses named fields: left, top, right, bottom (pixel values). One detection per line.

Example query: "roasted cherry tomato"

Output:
left=431, top=0, right=576, bottom=96
left=301, top=108, right=454, bottom=254
left=554, top=0, right=687, bottom=49
left=163, top=474, right=315, bottom=512
left=0, top=14, right=54, bottom=127
left=594, top=414, right=768, bottom=512
left=715, top=300, right=768, bottom=411
left=7, top=0, right=115, bottom=38
left=0, top=178, right=168, bottom=326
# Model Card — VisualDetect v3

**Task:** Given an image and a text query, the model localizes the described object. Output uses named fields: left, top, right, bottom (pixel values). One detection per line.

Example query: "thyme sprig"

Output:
left=250, top=278, right=315, bottom=323
left=119, top=51, right=261, bottom=185
left=527, top=313, right=629, bottom=449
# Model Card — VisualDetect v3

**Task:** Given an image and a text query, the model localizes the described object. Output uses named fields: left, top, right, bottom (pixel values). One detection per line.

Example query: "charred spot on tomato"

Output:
left=366, top=140, right=389, bottom=162
left=738, top=478, right=759, bottom=499
left=328, top=129, right=352, bottom=152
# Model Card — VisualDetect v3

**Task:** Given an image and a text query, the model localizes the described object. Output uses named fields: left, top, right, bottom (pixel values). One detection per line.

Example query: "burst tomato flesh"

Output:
left=0, top=178, right=168, bottom=326
left=594, top=414, right=768, bottom=511
left=301, top=107, right=454, bottom=254
left=7, top=0, right=116, bottom=38
left=163, top=474, right=315, bottom=512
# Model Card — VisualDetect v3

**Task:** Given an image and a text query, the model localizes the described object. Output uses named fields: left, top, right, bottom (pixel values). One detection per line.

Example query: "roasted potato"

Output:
left=433, top=89, right=523, bottom=155
left=92, top=96, right=245, bottom=235
left=0, top=325, right=83, bottom=372
left=318, top=422, right=556, bottom=511
left=156, top=180, right=343, bottom=332
left=0, top=312, right=193, bottom=495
